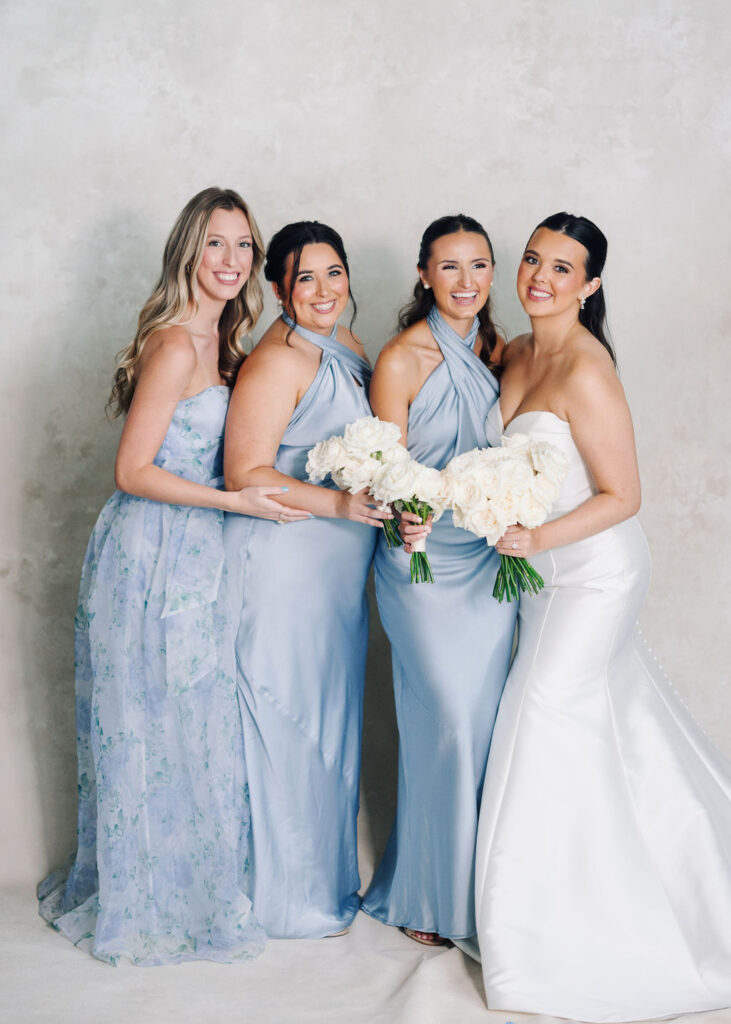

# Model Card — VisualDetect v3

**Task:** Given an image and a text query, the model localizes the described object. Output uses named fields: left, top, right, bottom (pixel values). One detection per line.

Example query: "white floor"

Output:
left=2, top=888, right=730, bottom=1024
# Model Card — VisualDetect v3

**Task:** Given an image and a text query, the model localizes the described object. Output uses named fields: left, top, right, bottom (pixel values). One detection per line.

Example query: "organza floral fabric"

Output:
left=38, top=386, right=266, bottom=965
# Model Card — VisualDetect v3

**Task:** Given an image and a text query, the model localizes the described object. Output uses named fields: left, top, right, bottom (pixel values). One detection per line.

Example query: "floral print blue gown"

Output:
left=38, top=385, right=266, bottom=966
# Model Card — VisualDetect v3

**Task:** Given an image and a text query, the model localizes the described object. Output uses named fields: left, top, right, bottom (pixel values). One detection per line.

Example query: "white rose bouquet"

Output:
left=306, top=416, right=408, bottom=550
left=444, top=433, right=568, bottom=602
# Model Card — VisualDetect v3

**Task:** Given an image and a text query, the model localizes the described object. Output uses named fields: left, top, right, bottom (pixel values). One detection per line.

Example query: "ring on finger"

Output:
left=511, top=540, right=518, bottom=549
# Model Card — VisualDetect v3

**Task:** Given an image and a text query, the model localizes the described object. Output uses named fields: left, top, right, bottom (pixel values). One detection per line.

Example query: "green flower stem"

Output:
left=493, top=554, right=545, bottom=603
left=394, top=498, right=435, bottom=584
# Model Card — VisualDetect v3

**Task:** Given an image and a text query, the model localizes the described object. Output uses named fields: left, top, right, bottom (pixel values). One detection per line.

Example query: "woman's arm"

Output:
left=497, top=355, right=641, bottom=559
left=224, top=341, right=389, bottom=526
left=114, top=329, right=309, bottom=520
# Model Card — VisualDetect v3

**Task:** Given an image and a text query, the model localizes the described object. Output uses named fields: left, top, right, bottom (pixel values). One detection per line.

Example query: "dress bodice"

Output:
left=154, top=385, right=229, bottom=484
left=486, top=403, right=597, bottom=518
left=273, top=323, right=372, bottom=484
left=407, top=308, right=499, bottom=469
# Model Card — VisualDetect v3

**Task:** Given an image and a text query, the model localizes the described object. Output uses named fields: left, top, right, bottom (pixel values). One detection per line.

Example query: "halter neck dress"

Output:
left=362, top=308, right=517, bottom=940
left=223, top=318, right=378, bottom=938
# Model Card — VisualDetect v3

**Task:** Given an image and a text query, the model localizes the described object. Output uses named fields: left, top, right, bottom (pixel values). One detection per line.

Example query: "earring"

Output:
left=422, top=283, right=431, bottom=290
left=580, top=295, right=586, bottom=311
left=186, top=263, right=192, bottom=273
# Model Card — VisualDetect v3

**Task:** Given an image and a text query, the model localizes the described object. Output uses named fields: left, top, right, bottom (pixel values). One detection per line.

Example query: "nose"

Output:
left=458, top=265, right=473, bottom=287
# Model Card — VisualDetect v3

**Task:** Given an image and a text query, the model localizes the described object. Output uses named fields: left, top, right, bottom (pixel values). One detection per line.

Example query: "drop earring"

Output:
left=580, top=295, right=586, bottom=311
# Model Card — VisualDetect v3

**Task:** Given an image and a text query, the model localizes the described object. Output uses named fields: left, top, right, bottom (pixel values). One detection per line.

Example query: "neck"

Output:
left=529, top=308, right=581, bottom=356
left=434, top=305, right=476, bottom=339
left=282, top=311, right=336, bottom=338
left=188, top=295, right=227, bottom=336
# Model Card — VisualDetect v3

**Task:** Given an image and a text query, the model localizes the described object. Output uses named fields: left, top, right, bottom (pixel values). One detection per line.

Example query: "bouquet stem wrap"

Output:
left=395, top=500, right=434, bottom=584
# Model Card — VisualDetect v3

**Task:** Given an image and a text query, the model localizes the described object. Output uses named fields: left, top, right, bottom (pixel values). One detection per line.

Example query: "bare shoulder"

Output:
left=566, top=334, right=619, bottom=387
left=380, top=320, right=435, bottom=363
left=235, top=320, right=309, bottom=387
left=141, top=325, right=197, bottom=369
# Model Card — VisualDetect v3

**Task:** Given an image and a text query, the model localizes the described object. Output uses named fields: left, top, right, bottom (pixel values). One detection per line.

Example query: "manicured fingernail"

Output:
left=308, top=513, right=315, bottom=519
left=281, top=486, right=289, bottom=492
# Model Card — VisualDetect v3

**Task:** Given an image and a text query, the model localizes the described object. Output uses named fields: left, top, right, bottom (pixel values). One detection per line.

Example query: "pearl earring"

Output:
left=423, top=283, right=431, bottom=290
left=580, top=295, right=586, bottom=311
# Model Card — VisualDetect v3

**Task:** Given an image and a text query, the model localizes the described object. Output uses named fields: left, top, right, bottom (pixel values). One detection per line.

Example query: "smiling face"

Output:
left=517, top=227, right=600, bottom=319
left=278, top=242, right=350, bottom=333
left=420, top=231, right=494, bottom=336
left=196, top=207, right=254, bottom=304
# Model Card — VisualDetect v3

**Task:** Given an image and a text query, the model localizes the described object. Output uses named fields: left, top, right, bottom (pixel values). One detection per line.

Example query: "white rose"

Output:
left=370, top=459, right=421, bottom=505
left=530, top=473, right=560, bottom=509
left=378, top=443, right=411, bottom=466
left=448, top=475, right=487, bottom=514
left=515, top=492, right=550, bottom=529
left=332, top=452, right=378, bottom=494
left=501, top=431, right=531, bottom=452
left=458, top=502, right=506, bottom=545
left=343, top=416, right=402, bottom=456
left=529, top=441, right=569, bottom=485
left=489, top=487, right=518, bottom=525
left=411, top=464, right=451, bottom=519
left=306, top=435, right=348, bottom=482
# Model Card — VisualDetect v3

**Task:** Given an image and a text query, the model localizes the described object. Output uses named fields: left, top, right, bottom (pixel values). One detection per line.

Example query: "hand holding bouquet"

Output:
left=444, top=433, right=568, bottom=601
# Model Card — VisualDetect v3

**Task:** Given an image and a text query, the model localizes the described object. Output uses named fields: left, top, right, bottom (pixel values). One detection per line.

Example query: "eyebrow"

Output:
left=436, top=257, right=489, bottom=264
left=208, top=232, right=252, bottom=240
left=524, top=248, right=574, bottom=268
left=296, top=263, right=343, bottom=274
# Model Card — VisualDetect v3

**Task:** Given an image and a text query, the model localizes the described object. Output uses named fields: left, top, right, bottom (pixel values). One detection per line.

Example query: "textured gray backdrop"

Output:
left=1, top=0, right=729, bottom=886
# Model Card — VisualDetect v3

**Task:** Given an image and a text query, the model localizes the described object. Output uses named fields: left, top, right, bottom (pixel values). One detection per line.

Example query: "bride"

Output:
left=472, top=213, right=731, bottom=1020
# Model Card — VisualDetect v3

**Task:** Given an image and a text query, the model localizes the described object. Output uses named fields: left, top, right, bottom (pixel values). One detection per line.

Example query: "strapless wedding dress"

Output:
left=472, top=405, right=731, bottom=1021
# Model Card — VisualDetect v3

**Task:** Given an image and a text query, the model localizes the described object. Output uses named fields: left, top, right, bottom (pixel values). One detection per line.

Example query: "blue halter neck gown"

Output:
left=223, top=317, right=378, bottom=938
left=362, top=308, right=517, bottom=940
left=38, top=386, right=266, bottom=965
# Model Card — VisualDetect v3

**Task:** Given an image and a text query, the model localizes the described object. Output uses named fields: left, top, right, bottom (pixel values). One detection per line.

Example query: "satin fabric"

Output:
left=223, top=317, right=377, bottom=938
left=38, top=386, right=266, bottom=965
left=474, top=404, right=731, bottom=1020
left=362, top=308, right=517, bottom=939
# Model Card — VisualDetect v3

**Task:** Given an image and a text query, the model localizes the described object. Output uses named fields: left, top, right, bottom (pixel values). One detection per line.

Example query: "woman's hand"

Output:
left=400, top=510, right=432, bottom=552
left=337, top=488, right=394, bottom=527
left=496, top=524, right=542, bottom=558
left=226, top=485, right=312, bottom=522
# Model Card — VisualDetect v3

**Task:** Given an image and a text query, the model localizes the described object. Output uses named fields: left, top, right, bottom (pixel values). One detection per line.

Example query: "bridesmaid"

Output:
left=223, top=221, right=388, bottom=938
left=38, top=188, right=310, bottom=965
left=362, top=215, right=517, bottom=944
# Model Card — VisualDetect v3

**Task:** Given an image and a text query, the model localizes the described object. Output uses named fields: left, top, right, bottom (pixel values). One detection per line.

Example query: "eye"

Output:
left=523, top=255, right=537, bottom=265
left=441, top=262, right=457, bottom=271
left=297, top=273, right=313, bottom=282
left=473, top=262, right=489, bottom=270
left=328, top=268, right=343, bottom=277
left=554, top=265, right=569, bottom=274
left=208, top=239, right=223, bottom=247
left=239, top=240, right=251, bottom=249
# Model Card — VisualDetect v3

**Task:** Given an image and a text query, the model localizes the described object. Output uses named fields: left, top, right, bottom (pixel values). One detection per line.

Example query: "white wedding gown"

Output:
left=473, top=405, right=731, bottom=1022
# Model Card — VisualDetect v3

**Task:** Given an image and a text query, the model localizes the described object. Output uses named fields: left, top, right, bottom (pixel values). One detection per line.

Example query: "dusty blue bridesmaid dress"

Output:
left=38, top=386, right=266, bottom=965
left=223, top=317, right=377, bottom=938
left=362, top=307, right=517, bottom=940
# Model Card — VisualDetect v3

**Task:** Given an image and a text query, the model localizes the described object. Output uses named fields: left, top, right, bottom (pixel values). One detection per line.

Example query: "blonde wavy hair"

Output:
left=107, top=187, right=265, bottom=417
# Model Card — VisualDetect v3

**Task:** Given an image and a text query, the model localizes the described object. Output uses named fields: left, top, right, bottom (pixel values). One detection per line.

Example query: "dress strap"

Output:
left=282, top=313, right=371, bottom=386
left=425, top=306, right=499, bottom=452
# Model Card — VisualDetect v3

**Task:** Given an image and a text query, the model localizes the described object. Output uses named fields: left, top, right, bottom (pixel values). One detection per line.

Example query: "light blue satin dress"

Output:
left=362, top=307, right=517, bottom=940
left=38, top=386, right=266, bottom=965
left=223, top=317, right=378, bottom=938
